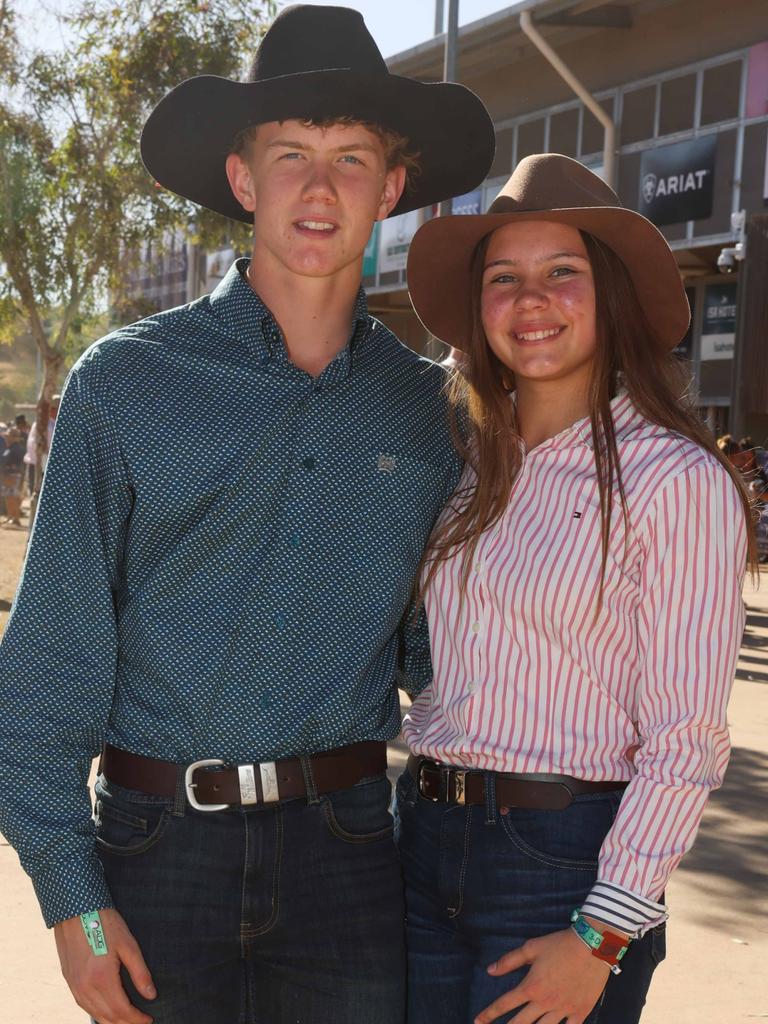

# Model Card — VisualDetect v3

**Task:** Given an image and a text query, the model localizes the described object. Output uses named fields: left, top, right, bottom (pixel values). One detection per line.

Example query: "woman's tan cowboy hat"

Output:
left=407, top=153, right=690, bottom=351
left=141, top=4, right=495, bottom=223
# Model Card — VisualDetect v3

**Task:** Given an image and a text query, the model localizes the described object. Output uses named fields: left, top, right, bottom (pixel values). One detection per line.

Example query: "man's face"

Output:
left=225, top=119, right=405, bottom=282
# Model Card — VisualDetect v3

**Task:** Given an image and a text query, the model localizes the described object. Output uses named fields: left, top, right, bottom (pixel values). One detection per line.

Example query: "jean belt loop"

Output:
left=172, top=763, right=188, bottom=817
left=484, top=770, right=497, bottom=825
left=300, top=754, right=320, bottom=806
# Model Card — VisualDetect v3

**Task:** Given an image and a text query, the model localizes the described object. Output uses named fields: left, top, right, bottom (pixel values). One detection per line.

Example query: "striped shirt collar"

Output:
left=208, top=257, right=370, bottom=379
left=521, top=391, right=656, bottom=453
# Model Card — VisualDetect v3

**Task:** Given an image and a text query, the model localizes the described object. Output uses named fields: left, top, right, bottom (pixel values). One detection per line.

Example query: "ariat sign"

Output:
left=638, top=136, right=717, bottom=226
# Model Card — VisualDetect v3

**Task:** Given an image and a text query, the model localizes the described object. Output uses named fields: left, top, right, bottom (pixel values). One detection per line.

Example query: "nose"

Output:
left=301, top=161, right=337, bottom=205
left=515, top=282, right=548, bottom=309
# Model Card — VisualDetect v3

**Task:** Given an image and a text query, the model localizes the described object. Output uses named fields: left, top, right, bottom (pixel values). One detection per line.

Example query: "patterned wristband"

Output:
left=80, top=911, right=108, bottom=956
left=570, top=909, right=629, bottom=975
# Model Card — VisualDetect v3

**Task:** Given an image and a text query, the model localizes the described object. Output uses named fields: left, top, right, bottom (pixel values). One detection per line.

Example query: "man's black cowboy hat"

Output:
left=140, top=4, right=496, bottom=223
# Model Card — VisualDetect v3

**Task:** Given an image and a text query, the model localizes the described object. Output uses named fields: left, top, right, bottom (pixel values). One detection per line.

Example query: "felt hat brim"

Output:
left=140, top=70, right=496, bottom=222
left=407, top=203, right=690, bottom=352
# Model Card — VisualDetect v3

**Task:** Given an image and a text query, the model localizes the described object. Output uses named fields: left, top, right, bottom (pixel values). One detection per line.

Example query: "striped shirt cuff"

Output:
left=581, top=881, right=668, bottom=938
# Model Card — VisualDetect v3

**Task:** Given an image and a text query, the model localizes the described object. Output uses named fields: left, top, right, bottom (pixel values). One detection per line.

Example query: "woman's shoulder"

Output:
left=621, top=419, right=741, bottom=509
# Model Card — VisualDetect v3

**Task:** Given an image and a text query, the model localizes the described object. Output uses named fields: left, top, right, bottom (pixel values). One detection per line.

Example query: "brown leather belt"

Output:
left=102, top=741, right=387, bottom=810
left=408, top=755, right=627, bottom=811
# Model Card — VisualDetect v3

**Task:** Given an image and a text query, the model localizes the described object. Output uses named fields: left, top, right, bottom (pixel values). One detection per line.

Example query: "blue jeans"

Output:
left=395, top=767, right=665, bottom=1024
left=94, top=771, right=405, bottom=1024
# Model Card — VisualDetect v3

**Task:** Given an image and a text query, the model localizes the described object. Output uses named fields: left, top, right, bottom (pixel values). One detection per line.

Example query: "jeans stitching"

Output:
left=242, top=808, right=283, bottom=938
left=447, top=806, right=473, bottom=919
left=95, top=807, right=171, bottom=857
left=322, top=798, right=394, bottom=844
left=239, top=810, right=249, bottom=957
left=499, top=814, right=598, bottom=870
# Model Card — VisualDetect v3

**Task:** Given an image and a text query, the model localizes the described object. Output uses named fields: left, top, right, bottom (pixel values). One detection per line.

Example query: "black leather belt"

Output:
left=408, top=756, right=627, bottom=810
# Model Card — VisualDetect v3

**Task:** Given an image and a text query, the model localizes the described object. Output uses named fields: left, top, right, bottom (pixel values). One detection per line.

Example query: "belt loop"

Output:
left=484, top=771, right=497, bottom=825
left=300, top=755, right=320, bottom=806
left=173, top=764, right=188, bottom=817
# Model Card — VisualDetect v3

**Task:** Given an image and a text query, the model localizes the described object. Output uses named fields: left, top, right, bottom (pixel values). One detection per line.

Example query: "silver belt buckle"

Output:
left=184, top=758, right=229, bottom=812
left=258, top=761, right=280, bottom=803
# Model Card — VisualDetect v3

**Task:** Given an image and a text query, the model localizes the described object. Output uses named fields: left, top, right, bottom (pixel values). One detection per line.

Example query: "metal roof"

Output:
left=386, top=0, right=678, bottom=81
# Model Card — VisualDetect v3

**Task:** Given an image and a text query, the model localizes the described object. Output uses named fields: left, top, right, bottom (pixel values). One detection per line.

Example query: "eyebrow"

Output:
left=266, top=138, right=379, bottom=155
left=484, top=251, right=589, bottom=270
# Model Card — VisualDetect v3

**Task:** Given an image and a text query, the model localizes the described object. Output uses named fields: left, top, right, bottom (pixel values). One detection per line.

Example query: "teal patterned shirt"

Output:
left=0, top=259, right=460, bottom=926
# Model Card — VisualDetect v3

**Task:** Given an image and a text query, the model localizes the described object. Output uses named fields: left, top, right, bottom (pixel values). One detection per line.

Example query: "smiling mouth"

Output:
left=513, top=326, right=564, bottom=341
left=295, top=219, right=338, bottom=234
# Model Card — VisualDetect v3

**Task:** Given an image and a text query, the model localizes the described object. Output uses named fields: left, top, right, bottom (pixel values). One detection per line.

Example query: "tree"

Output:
left=0, top=0, right=272, bottom=494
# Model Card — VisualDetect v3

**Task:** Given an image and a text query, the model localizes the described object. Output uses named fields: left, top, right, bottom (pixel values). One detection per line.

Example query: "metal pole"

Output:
left=519, top=10, right=616, bottom=188
left=439, top=0, right=460, bottom=216
left=434, top=0, right=444, bottom=36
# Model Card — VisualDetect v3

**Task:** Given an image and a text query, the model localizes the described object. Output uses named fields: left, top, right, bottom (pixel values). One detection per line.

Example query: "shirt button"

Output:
left=474, top=562, right=484, bottom=574
left=302, top=456, right=316, bottom=470
left=467, top=681, right=477, bottom=694
left=471, top=621, right=481, bottom=633
left=289, top=532, right=301, bottom=549
left=273, top=611, right=287, bottom=630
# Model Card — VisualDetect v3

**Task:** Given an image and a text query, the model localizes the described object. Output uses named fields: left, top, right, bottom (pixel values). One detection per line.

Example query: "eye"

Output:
left=551, top=266, right=577, bottom=278
left=279, top=151, right=303, bottom=160
left=487, top=272, right=517, bottom=285
left=339, top=154, right=364, bottom=165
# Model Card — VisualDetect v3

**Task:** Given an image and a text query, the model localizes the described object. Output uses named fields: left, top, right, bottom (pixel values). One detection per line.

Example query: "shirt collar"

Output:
left=208, top=258, right=371, bottom=377
left=573, top=390, right=648, bottom=450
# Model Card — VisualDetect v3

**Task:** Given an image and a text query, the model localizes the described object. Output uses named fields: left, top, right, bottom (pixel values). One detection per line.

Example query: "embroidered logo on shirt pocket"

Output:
left=377, top=454, right=397, bottom=475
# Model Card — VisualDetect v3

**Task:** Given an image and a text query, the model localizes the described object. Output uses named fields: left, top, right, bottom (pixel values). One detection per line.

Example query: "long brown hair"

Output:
left=422, top=229, right=757, bottom=600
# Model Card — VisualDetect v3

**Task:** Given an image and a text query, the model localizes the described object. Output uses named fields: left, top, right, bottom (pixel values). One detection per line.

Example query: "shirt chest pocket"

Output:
left=318, top=448, right=449, bottom=556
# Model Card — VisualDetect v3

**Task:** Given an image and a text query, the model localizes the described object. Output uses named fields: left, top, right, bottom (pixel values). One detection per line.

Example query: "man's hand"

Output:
left=54, top=908, right=156, bottom=1024
left=474, top=927, right=611, bottom=1024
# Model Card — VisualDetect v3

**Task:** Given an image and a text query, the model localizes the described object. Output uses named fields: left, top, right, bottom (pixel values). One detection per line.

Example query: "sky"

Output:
left=14, top=0, right=518, bottom=61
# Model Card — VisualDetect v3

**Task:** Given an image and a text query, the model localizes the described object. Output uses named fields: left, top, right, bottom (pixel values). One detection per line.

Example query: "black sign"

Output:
left=638, top=136, right=717, bottom=226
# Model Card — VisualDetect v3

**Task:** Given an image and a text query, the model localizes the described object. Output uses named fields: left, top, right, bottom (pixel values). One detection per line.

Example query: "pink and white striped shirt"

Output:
left=403, top=393, right=747, bottom=934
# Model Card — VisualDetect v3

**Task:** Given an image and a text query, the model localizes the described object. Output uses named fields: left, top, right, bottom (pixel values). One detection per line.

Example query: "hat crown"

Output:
left=489, top=153, right=620, bottom=214
left=248, top=4, right=387, bottom=82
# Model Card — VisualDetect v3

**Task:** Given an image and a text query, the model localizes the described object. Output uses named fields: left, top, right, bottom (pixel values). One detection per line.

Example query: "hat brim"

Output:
left=407, top=206, right=690, bottom=351
left=140, top=70, right=495, bottom=222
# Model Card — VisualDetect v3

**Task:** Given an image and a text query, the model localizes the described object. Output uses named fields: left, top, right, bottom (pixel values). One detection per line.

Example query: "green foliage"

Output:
left=0, top=0, right=272, bottom=387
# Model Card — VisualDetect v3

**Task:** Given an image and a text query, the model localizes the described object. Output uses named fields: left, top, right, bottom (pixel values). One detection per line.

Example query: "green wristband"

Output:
left=80, top=911, right=108, bottom=956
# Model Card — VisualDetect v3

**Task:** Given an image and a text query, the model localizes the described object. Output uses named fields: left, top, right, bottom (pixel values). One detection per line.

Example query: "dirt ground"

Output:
left=0, top=521, right=766, bottom=1022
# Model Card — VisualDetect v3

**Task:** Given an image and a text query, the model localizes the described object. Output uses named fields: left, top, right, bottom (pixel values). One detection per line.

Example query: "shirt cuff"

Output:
left=31, top=853, right=115, bottom=928
left=581, top=880, right=668, bottom=938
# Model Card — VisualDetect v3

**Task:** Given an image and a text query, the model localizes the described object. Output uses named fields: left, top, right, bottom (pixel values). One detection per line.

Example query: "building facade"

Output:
left=369, top=0, right=768, bottom=438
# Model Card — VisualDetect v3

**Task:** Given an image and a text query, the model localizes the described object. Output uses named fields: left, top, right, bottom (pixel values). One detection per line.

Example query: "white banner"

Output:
left=379, top=211, right=420, bottom=273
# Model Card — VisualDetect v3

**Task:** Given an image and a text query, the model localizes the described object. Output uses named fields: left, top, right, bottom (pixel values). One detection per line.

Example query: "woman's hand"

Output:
left=474, top=927, right=611, bottom=1024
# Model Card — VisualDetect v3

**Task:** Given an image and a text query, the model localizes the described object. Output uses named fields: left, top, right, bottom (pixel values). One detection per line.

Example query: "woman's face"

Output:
left=480, top=220, right=597, bottom=389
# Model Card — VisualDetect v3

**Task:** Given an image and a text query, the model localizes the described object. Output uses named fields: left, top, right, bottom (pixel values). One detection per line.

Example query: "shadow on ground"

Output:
left=672, top=744, right=768, bottom=929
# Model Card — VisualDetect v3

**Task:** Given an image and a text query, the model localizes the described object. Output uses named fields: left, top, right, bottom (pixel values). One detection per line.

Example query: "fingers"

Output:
left=118, top=932, right=157, bottom=1003
left=474, top=982, right=529, bottom=1024
left=487, top=939, right=535, bottom=976
left=71, top=963, right=154, bottom=1024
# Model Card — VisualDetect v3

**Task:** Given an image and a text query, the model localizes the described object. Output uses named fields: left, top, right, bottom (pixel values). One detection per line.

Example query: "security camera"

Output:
left=717, top=248, right=737, bottom=273
left=717, top=243, right=743, bottom=273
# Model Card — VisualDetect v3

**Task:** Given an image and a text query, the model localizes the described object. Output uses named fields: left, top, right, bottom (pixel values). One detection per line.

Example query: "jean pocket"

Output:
left=498, top=793, right=618, bottom=869
left=94, top=780, right=174, bottom=857
left=322, top=774, right=395, bottom=844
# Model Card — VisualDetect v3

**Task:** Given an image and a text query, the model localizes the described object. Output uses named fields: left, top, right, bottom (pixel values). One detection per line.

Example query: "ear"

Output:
left=225, top=152, right=257, bottom=213
left=376, top=164, right=407, bottom=221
